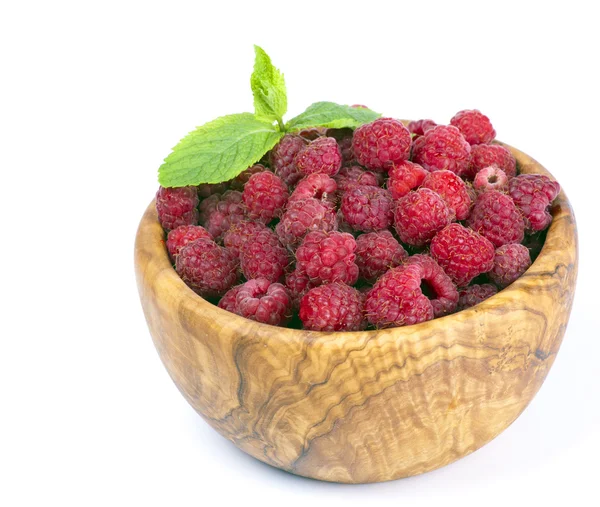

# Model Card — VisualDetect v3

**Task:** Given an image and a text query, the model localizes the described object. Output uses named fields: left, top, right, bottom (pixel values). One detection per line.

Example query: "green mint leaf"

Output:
left=250, top=45, right=287, bottom=124
left=158, top=113, right=284, bottom=187
left=285, top=101, right=381, bottom=131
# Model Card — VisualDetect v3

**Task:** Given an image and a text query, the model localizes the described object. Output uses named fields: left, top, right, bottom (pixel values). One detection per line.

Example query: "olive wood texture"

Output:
left=135, top=142, right=577, bottom=483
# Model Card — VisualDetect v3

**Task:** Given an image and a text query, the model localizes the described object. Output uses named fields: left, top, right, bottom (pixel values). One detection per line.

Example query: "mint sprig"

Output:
left=286, top=102, right=381, bottom=131
left=158, top=47, right=381, bottom=187
left=158, top=114, right=283, bottom=187
left=250, top=45, right=287, bottom=127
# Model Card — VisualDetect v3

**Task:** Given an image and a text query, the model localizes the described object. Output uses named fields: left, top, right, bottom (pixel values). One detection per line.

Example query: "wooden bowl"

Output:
left=134, top=142, right=578, bottom=483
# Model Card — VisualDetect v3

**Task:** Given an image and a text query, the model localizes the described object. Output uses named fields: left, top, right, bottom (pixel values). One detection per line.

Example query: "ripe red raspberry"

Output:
left=229, top=164, right=268, bottom=191
left=457, top=284, right=498, bottom=310
left=407, top=119, right=437, bottom=137
left=468, top=144, right=517, bottom=179
left=275, top=198, right=338, bottom=248
left=365, top=253, right=460, bottom=328
left=242, top=171, right=289, bottom=223
left=473, top=166, right=509, bottom=194
left=508, top=174, right=561, bottom=232
left=334, top=165, right=382, bottom=194
left=341, top=185, right=394, bottom=232
left=412, top=125, right=471, bottom=176
left=175, top=238, right=239, bottom=297
left=289, top=173, right=337, bottom=206
left=394, top=188, right=452, bottom=246
left=387, top=161, right=428, bottom=200
left=199, top=190, right=246, bottom=240
left=352, top=118, right=412, bottom=171
left=296, top=231, right=358, bottom=286
left=216, top=284, right=242, bottom=313
left=405, top=254, right=459, bottom=317
left=355, top=230, right=407, bottom=283
left=223, top=220, right=276, bottom=258
left=467, top=190, right=525, bottom=247
left=364, top=264, right=435, bottom=328
left=430, top=223, right=495, bottom=287
left=421, top=170, right=472, bottom=220
left=489, top=243, right=532, bottom=288
left=285, top=268, right=316, bottom=306
left=218, top=278, right=291, bottom=326
left=166, top=224, right=212, bottom=259
left=240, top=230, right=289, bottom=283
left=156, top=186, right=199, bottom=231
left=299, top=283, right=366, bottom=332
left=197, top=182, right=228, bottom=198
left=450, top=109, right=496, bottom=145
left=295, top=137, right=342, bottom=176
left=269, top=134, right=307, bottom=187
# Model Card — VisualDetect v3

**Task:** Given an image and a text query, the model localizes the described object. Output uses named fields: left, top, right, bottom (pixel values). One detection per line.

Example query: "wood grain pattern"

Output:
left=134, top=142, right=578, bottom=483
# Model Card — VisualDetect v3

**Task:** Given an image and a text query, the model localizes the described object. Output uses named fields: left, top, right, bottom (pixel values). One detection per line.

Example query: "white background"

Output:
left=1, top=1, right=599, bottom=505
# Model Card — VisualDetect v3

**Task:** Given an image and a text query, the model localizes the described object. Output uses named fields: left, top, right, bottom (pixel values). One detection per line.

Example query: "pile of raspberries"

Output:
left=156, top=110, right=561, bottom=332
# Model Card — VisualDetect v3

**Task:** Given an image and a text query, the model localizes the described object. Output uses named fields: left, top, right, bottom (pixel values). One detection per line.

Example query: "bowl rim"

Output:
left=135, top=141, right=577, bottom=346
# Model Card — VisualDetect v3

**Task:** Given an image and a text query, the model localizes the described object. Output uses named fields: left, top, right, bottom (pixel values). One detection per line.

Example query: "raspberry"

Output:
left=352, top=118, right=411, bottom=171
left=229, top=164, right=268, bottom=191
left=412, top=125, right=471, bottom=176
left=508, top=174, right=561, bottom=232
left=218, top=278, right=291, bottom=326
left=334, top=165, right=382, bottom=194
left=175, top=238, right=238, bottom=297
left=297, top=126, right=327, bottom=140
left=457, top=284, right=498, bottom=310
left=365, top=264, right=434, bottom=328
left=430, top=223, right=495, bottom=287
left=407, top=119, right=437, bottom=137
left=275, top=198, right=338, bottom=248
left=405, top=254, right=459, bottom=317
left=450, top=109, right=496, bottom=145
left=199, top=190, right=246, bottom=240
left=269, top=134, right=307, bottom=187
left=468, top=144, right=517, bottom=179
left=289, top=173, right=337, bottom=206
left=296, top=231, right=358, bottom=286
left=355, top=230, right=407, bottom=283
left=467, top=190, right=525, bottom=247
left=387, top=161, right=428, bottom=199
left=285, top=268, right=316, bottom=306
left=341, top=185, right=394, bottom=232
left=295, top=137, right=342, bottom=176
left=197, top=182, right=228, bottom=198
left=394, top=188, right=452, bottom=246
left=223, top=220, right=276, bottom=258
left=488, top=243, right=532, bottom=288
left=242, top=171, right=289, bottom=223
left=240, top=231, right=289, bottom=283
left=473, top=166, right=509, bottom=194
left=299, top=283, right=366, bottom=332
left=216, top=284, right=242, bottom=313
left=421, top=170, right=472, bottom=220
left=166, top=224, right=212, bottom=259
left=156, top=186, right=199, bottom=231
